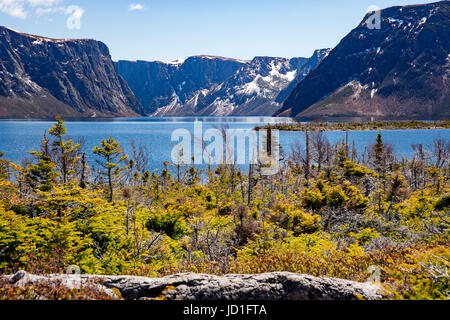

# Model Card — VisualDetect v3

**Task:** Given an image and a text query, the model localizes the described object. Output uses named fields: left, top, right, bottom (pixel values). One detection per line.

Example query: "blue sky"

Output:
left=0, top=0, right=442, bottom=62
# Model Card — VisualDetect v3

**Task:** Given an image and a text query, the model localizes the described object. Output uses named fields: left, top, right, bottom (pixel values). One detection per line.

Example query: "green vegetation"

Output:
left=0, top=120, right=449, bottom=300
left=255, top=120, right=450, bottom=132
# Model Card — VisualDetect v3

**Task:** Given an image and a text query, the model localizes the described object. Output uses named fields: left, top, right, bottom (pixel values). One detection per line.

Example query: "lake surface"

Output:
left=0, top=117, right=448, bottom=172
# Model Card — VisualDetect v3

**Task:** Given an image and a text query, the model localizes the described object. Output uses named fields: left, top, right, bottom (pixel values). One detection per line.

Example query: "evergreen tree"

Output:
left=79, top=152, right=88, bottom=189
left=373, top=132, right=385, bottom=174
left=48, top=117, right=81, bottom=184
left=0, top=152, right=8, bottom=180
left=25, top=133, right=59, bottom=192
left=93, top=137, right=128, bottom=202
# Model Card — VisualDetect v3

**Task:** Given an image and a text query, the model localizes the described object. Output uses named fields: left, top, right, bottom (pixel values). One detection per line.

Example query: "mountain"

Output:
left=115, top=56, right=246, bottom=115
left=188, top=56, right=306, bottom=116
left=116, top=52, right=329, bottom=116
left=279, top=1, right=450, bottom=119
left=275, top=49, right=331, bottom=104
left=0, top=26, right=143, bottom=118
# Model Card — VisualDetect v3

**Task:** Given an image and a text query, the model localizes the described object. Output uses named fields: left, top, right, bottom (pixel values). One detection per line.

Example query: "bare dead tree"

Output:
left=129, top=139, right=150, bottom=174
left=305, top=129, right=311, bottom=181
left=310, top=131, right=329, bottom=173
left=411, top=143, right=431, bottom=189
left=431, top=137, right=450, bottom=169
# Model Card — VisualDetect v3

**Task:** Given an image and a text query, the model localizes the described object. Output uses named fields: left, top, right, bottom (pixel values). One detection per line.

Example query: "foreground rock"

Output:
left=5, top=271, right=382, bottom=300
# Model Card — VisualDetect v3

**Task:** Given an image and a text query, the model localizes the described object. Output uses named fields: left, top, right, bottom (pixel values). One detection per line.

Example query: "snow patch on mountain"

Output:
left=167, top=58, right=187, bottom=66
left=117, top=50, right=330, bottom=116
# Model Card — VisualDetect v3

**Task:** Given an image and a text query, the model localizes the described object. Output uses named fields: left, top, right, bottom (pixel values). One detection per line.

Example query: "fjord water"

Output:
left=0, top=117, right=448, bottom=171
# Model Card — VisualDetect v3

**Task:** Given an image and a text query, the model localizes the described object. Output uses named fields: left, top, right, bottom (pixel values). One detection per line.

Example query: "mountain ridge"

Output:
left=1, top=1, right=448, bottom=120
left=278, top=1, right=450, bottom=119
left=116, top=50, right=329, bottom=116
left=0, top=26, right=143, bottom=119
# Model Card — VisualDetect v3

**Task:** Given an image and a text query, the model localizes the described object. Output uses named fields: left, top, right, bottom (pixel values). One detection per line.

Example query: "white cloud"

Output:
left=0, top=0, right=62, bottom=19
left=0, top=0, right=28, bottom=19
left=35, top=7, right=54, bottom=15
left=129, top=3, right=144, bottom=11
left=28, top=0, right=60, bottom=6
left=1, top=1, right=85, bottom=30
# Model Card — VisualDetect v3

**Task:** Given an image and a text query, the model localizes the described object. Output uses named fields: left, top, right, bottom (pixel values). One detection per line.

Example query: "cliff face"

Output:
left=117, top=52, right=328, bottom=117
left=0, top=26, right=143, bottom=118
left=279, top=1, right=450, bottom=119
left=115, top=56, right=245, bottom=115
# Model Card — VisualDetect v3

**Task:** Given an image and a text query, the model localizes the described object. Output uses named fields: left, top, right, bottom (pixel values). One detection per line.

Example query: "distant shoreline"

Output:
left=254, top=120, right=450, bottom=132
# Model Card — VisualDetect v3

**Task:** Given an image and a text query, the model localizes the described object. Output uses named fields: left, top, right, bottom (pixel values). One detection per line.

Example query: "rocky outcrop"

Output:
left=0, top=26, right=143, bottom=118
left=6, top=271, right=382, bottom=300
left=279, top=1, right=450, bottom=119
